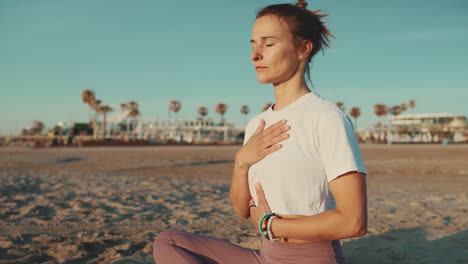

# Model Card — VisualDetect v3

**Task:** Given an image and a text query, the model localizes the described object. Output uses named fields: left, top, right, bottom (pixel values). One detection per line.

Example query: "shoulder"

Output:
left=302, top=92, right=351, bottom=126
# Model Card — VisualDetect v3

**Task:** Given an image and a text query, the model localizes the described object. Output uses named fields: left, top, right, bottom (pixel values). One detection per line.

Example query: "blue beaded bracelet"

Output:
left=258, top=213, right=273, bottom=239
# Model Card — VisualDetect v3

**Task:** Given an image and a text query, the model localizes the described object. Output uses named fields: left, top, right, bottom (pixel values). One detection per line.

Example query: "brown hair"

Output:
left=256, top=0, right=334, bottom=84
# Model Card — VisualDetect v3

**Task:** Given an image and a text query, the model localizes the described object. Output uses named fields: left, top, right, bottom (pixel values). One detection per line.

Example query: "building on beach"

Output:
left=362, top=113, right=468, bottom=143
left=104, top=109, right=243, bottom=144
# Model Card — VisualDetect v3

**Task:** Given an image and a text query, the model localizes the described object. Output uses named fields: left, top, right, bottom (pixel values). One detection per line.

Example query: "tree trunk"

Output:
left=93, top=111, right=99, bottom=139
left=102, top=113, right=107, bottom=139
left=126, top=118, right=130, bottom=138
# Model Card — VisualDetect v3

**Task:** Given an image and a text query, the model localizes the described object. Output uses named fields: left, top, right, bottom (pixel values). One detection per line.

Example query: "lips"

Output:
left=255, top=66, right=267, bottom=70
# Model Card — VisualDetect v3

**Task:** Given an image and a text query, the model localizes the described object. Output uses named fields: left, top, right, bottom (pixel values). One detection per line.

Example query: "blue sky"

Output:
left=1, top=0, right=467, bottom=135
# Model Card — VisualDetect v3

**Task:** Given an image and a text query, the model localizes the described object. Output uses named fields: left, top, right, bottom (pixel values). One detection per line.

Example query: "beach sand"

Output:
left=0, top=145, right=467, bottom=263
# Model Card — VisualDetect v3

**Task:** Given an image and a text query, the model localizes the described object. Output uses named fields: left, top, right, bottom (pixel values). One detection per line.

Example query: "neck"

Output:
left=272, top=74, right=311, bottom=111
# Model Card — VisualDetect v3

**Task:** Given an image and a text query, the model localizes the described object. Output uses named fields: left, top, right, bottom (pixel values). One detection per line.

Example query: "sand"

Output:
left=0, top=144, right=467, bottom=264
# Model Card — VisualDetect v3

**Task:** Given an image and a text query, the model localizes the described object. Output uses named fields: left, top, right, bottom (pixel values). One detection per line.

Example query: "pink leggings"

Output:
left=153, top=229, right=344, bottom=264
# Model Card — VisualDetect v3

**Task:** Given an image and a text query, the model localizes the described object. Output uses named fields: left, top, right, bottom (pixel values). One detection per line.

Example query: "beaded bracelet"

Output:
left=258, top=213, right=273, bottom=239
left=267, top=215, right=279, bottom=241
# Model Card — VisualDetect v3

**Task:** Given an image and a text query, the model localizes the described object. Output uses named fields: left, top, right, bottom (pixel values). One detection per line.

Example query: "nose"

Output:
left=250, top=47, right=262, bottom=62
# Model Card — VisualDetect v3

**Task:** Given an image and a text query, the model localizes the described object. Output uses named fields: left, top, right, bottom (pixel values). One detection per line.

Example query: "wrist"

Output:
left=269, top=217, right=286, bottom=238
left=234, top=154, right=250, bottom=170
left=258, top=212, right=273, bottom=238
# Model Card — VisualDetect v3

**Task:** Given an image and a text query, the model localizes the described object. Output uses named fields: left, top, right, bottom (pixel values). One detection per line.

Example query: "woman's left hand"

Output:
left=249, top=183, right=272, bottom=233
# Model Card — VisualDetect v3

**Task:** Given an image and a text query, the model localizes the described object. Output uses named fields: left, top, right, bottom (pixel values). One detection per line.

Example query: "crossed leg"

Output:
left=153, top=229, right=264, bottom=264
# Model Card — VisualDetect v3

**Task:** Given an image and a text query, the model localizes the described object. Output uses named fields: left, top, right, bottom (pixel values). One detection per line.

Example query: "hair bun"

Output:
left=296, top=0, right=308, bottom=9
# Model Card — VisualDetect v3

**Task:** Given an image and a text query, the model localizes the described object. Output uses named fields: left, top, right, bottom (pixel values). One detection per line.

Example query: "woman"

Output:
left=153, top=1, right=367, bottom=263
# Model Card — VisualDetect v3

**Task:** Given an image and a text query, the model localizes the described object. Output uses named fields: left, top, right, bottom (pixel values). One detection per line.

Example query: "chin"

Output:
left=257, top=79, right=272, bottom=84
left=256, top=75, right=275, bottom=84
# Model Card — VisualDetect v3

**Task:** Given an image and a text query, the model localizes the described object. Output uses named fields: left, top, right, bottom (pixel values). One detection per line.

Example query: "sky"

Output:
left=1, top=0, right=467, bottom=135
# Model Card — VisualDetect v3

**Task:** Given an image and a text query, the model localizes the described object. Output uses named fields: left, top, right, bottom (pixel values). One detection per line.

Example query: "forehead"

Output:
left=251, top=15, right=292, bottom=40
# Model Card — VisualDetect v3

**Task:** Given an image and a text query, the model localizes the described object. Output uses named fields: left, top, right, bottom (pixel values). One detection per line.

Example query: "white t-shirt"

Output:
left=244, top=91, right=367, bottom=216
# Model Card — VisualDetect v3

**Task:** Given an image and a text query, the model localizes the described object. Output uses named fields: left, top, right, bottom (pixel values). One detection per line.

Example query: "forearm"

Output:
left=272, top=208, right=367, bottom=242
left=229, top=160, right=251, bottom=220
left=229, top=119, right=289, bottom=220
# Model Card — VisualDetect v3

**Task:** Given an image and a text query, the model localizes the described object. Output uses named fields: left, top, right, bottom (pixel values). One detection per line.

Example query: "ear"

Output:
left=298, top=40, right=313, bottom=60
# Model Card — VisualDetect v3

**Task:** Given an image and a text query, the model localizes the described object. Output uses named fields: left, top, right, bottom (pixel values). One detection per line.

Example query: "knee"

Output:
left=153, top=229, right=182, bottom=249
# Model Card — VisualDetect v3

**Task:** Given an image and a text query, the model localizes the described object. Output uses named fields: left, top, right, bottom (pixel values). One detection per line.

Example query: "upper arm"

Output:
left=329, top=172, right=367, bottom=219
left=316, top=112, right=368, bottom=223
left=317, top=113, right=367, bottom=182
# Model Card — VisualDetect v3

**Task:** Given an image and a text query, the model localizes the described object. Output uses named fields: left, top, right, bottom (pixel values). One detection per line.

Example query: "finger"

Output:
left=262, top=120, right=286, bottom=137
left=258, top=144, right=283, bottom=159
left=258, top=126, right=289, bottom=147
left=260, top=133, right=290, bottom=149
left=255, top=183, right=272, bottom=212
left=249, top=206, right=256, bottom=218
left=269, top=124, right=291, bottom=138
left=255, top=183, right=264, bottom=199
left=258, top=125, right=290, bottom=146
left=250, top=207, right=258, bottom=226
left=252, top=119, right=265, bottom=136
left=261, top=119, right=287, bottom=137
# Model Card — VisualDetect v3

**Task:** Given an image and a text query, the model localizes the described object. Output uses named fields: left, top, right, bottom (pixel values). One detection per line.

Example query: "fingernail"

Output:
left=255, top=183, right=260, bottom=189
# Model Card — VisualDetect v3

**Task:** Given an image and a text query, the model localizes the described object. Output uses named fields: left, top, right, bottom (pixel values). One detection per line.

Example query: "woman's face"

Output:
left=250, top=15, right=302, bottom=84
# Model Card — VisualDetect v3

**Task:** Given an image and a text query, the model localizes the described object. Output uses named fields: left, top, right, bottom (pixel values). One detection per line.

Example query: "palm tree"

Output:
left=373, top=104, right=388, bottom=142
left=408, top=99, right=416, bottom=138
left=349, top=107, right=361, bottom=130
left=197, top=106, right=208, bottom=126
left=128, top=101, right=138, bottom=111
left=24, top=120, right=45, bottom=136
left=215, top=103, right=227, bottom=124
left=198, top=106, right=208, bottom=119
left=335, top=101, right=345, bottom=112
left=408, top=100, right=416, bottom=114
left=120, top=103, right=128, bottom=111
left=119, top=103, right=130, bottom=136
left=373, top=104, right=387, bottom=127
left=99, top=105, right=113, bottom=139
left=389, top=105, right=402, bottom=116
left=399, top=103, right=407, bottom=113
left=240, top=105, right=250, bottom=126
left=88, top=98, right=101, bottom=138
left=81, top=89, right=95, bottom=123
left=381, top=105, right=388, bottom=117
left=262, top=103, right=272, bottom=112
left=120, top=101, right=140, bottom=134
left=373, top=104, right=383, bottom=118
left=81, top=89, right=94, bottom=103
left=129, top=108, right=140, bottom=135
left=169, top=100, right=182, bottom=119
left=89, top=98, right=101, bottom=114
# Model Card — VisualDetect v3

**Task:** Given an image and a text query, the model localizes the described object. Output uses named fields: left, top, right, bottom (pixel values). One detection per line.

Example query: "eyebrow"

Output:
left=250, top=36, right=279, bottom=44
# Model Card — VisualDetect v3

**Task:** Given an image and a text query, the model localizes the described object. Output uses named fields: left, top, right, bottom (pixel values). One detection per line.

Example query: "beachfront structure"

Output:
left=103, top=109, right=241, bottom=143
left=386, top=113, right=468, bottom=143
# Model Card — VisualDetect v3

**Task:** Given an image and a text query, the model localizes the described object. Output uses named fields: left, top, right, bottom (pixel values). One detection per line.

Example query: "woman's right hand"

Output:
left=235, top=119, right=290, bottom=169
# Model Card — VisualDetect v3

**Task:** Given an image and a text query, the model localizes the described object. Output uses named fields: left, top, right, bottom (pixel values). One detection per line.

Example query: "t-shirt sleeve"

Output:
left=317, top=113, right=367, bottom=182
